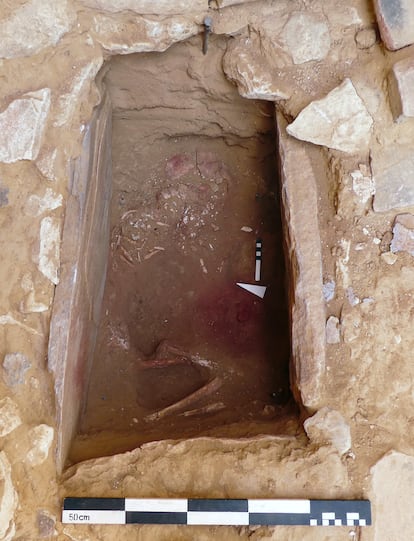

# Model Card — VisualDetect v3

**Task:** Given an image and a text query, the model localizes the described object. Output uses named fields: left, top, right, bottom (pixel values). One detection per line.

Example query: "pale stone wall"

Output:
left=1, top=0, right=414, bottom=539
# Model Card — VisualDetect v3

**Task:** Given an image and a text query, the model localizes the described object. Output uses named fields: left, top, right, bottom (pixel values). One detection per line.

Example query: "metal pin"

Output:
left=203, top=16, right=213, bottom=55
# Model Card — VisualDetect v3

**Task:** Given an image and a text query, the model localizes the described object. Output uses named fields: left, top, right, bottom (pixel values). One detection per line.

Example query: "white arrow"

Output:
left=236, top=283, right=267, bottom=299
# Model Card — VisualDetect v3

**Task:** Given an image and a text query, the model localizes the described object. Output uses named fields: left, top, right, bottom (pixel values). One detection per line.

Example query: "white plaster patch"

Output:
left=38, top=217, right=61, bottom=285
left=0, top=452, right=18, bottom=541
left=0, top=0, right=76, bottom=59
left=36, top=149, right=58, bottom=182
left=0, top=398, right=22, bottom=437
left=25, top=425, right=54, bottom=466
left=282, top=12, right=331, bottom=64
left=287, top=79, right=373, bottom=153
left=25, top=188, right=63, bottom=217
left=0, top=313, right=41, bottom=336
left=351, top=166, right=375, bottom=203
left=20, top=273, right=50, bottom=313
left=0, top=89, right=51, bottom=163
left=54, top=60, right=104, bottom=128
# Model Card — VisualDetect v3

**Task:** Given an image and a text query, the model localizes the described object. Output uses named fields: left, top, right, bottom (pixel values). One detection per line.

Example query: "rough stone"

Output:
left=2, top=353, right=31, bottom=387
left=0, top=184, right=9, bottom=207
left=0, top=89, right=51, bottom=164
left=286, top=79, right=373, bottom=154
left=371, top=451, right=414, bottom=539
left=388, top=56, right=414, bottom=122
left=374, top=0, right=414, bottom=50
left=381, top=251, right=398, bottom=265
left=351, top=165, right=375, bottom=203
left=355, top=27, right=378, bottom=49
left=38, top=217, right=61, bottom=285
left=0, top=452, right=18, bottom=541
left=326, top=316, right=340, bottom=344
left=0, top=0, right=76, bottom=59
left=90, top=13, right=199, bottom=54
left=304, top=407, right=351, bottom=455
left=37, top=510, right=56, bottom=538
left=390, top=214, right=414, bottom=256
left=0, top=398, right=22, bottom=437
left=373, top=153, right=414, bottom=212
left=78, top=0, right=206, bottom=14
left=223, top=36, right=291, bottom=101
left=277, top=113, right=325, bottom=409
left=281, top=12, right=331, bottom=64
left=25, top=425, right=54, bottom=466
left=322, top=280, right=336, bottom=302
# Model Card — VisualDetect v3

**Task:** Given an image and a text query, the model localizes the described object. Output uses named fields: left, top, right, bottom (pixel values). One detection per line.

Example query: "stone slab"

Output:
left=374, top=0, right=414, bottom=51
left=48, top=92, right=112, bottom=472
left=0, top=89, right=51, bottom=164
left=286, top=79, right=373, bottom=154
left=0, top=0, right=75, bottom=59
left=277, top=112, right=326, bottom=409
left=388, top=56, right=414, bottom=122
left=372, top=152, right=414, bottom=212
left=78, top=0, right=206, bottom=14
left=371, top=451, right=414, bottom=540
left=281, top=11, right=330, bottom=65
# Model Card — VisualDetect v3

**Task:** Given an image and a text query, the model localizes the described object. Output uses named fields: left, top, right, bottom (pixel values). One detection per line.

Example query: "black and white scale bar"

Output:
left=62, top=498, right=371, bottom=527
left=255, top=238, right=262, bottom=282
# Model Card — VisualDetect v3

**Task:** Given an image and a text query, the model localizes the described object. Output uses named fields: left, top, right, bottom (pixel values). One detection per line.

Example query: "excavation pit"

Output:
left=50, top=36, right=309, bottom=470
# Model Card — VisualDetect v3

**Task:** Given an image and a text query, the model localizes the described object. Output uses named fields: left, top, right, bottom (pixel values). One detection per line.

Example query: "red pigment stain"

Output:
left=196, top=284, right=265, bottom=354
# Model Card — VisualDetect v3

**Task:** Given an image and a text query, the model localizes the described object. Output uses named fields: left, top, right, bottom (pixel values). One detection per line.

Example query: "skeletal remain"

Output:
left=144, top=377, right=222, bottom=422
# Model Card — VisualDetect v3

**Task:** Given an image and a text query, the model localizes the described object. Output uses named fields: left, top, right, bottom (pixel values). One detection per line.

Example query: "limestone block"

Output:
left=325, top=316, right=340, bottom=344
left=0, top=89, right=51, bottom=164
left=371, top=451, right=414, bottom=539
left=0, top=452, right=18, bottom=541
left=25, top=425, right=54, bottom=466
left=372, top=153, right=414, bottom=212
left=277, top=113, right=325, bottom=409
left=304, top=407, right=351, bottom=455
left=286, top=79, right=373, bottom=154
left=223, top=37, right=290, bottom=101
left=388, top=57, right=414, bottom=122
left=374, top=0, right=414, bottom=51
left=281, top=12, right=330, bottom=64
left=2, top=353, right=31, bottom=387
left=0, top=0, right=76, bottom=59
left=390, top=214, right=414, bottom=256
left=0, top=398, right=22, bottom=437
left=78, top=0, right=206, bottom=14
left=38, top=217, right=61, bottom=285
left=90, top=13, right=198, bottom=54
